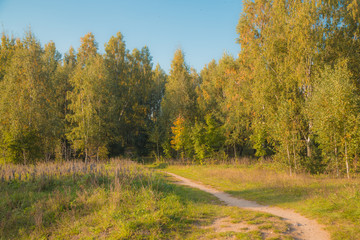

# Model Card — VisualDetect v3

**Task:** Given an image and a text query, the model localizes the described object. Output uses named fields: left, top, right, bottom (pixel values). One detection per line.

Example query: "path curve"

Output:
left=165, top=172, right=329, bottom=240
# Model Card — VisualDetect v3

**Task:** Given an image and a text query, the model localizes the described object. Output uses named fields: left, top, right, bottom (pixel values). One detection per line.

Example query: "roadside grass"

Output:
left=0, top=159, right=294, bottom=240
left=159, top=162, right=360, bottom=240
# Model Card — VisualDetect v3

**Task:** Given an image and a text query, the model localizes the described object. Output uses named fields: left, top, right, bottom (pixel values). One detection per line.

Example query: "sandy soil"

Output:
left=166, top=172, right=330, bottom=240
left=200, top=216, right=282, bottom=239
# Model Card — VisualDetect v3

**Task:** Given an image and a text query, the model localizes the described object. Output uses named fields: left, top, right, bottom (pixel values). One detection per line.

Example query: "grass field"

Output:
left=0, top=159, right=295, bottom=240
left=159, top=162, right=360, bottom=240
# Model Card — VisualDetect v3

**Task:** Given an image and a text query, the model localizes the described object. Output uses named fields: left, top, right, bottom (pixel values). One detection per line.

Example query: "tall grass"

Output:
left=0, top=159, right=210, bottom=239
left=1, top=159, right=300, bottom=240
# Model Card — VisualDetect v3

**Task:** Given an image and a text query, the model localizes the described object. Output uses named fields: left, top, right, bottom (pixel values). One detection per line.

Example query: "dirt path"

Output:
left=165, top=172, right=330, bottom=240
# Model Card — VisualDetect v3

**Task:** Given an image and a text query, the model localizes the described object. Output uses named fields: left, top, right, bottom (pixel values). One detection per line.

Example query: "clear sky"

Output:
left=0, top=0, right=243, bottom=73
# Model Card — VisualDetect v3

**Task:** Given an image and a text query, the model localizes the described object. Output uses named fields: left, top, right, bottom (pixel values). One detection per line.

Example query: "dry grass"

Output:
left=0, top=158, right=136, bottom=182
left=163, top=162, right=360, bottom=240
left=0, top=159, right=199, bottom=239
left=1, top=158, right=297, bottom=239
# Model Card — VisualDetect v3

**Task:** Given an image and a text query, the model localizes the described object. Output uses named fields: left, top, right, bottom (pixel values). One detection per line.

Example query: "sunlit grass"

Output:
left=161, top=161, right=360, bottom=240
left=0, top=159, right=211, bottom=239
left=0, top=159, right=295, bottom=239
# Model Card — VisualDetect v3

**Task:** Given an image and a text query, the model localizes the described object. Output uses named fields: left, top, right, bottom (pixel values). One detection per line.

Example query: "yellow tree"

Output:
left=170, top=115, right=191, bottom=159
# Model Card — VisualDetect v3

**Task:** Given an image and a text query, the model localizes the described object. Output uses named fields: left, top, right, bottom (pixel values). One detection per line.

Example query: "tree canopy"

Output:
left=1, top=1, right=360, bottom=177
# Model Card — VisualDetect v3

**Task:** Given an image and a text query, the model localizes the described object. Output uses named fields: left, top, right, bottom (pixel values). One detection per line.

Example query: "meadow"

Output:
left=0, top=159, right=296, bottom=240
left=161, top=159, right=360, bottom=240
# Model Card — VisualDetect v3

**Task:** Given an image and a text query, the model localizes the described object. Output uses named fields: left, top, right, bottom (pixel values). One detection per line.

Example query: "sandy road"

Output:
left=165, top=171, right=330, bottom=240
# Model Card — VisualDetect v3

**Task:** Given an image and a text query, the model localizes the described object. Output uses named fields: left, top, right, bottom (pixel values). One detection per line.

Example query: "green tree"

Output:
left=192, top=114, right=225, bottom=162
left=104, top=32, right=128, bottom=144
left=162, top=49, right=197, bottom=123
left=0, top=33, right=15, bottom=82
left=236, top=0, right=323, bottom=173
left=40, top=41, right=63, bottom=161
left=0, top=31, right=54, bottom=163
left=54, top=46, right=77, bottom=160
left=308, top=61, right=359, bottom=178
left=161, top=49, right=198, bottom=158
left=148, top=64, right=167, bottom=158
left=67, top=33, right=112, bottom=161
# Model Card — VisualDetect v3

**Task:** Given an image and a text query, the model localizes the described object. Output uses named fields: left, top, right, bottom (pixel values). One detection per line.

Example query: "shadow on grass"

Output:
left=155, top=170, right=309, bottom=206
left=224, top=184, right=338, bottom=205
left=148, top=162, right=168, bottom=169
left=153, top=173, right=223, bottom=205
left=0, top=174, right=114, bottom=239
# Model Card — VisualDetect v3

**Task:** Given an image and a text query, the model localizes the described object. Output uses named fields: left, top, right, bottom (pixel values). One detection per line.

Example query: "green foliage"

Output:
left=250, top=125, right=272, bottom=158
left=160, top=49, right=198, bottom=159
left=192, top=120, right=207, bottom=161
left=0, top=33, right=15, bottom=82
left=308, top=61, right=360, bottom=177
left=0, top=1, right=360, bottom=174
left=0, top=30, right=64, bottom=163
left=233, top=0, right=360, bottom=174
left=2, top=129, right=41, bottom=164
left=192, top=114, right=225, bottom=162
left=67, top=44, right=111, bottom=161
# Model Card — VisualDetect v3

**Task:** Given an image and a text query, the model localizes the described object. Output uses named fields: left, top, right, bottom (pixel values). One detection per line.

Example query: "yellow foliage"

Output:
left=170, top=115, right=185, bottom=151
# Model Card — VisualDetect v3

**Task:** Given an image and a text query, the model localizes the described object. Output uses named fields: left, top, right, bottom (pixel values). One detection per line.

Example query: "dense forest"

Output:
left=0, top=0, right=359, bottom=177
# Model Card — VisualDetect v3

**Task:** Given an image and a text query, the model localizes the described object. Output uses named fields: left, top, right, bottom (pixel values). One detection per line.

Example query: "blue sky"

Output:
left=0, top=0, right=243, bottom=73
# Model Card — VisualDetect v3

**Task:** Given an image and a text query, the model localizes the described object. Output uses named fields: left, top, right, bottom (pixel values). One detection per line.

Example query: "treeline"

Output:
left=159, top=0, right=360, bottom=177
left=0, top=31, right=166, bottom=164
left=1, top=0, right=360, bottom=177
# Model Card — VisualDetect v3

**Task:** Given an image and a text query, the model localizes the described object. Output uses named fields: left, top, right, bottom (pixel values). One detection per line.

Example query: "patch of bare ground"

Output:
left=166, top=172, right=330, bottom=240
left=201, top=216, right=288, bottom=239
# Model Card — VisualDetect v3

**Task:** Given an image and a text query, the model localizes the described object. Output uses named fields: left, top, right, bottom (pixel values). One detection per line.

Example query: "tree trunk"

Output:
left=286, top=143, right=292, bottom=176
left=334, top=137, right=339, bottom=177
left=345, top=141, right=350, bottom=179
left=306, top=135, right=312, bottom=158
left=45, top=152, right=51, bottom=162
left=234, top=143, right=237, bottom=159
left=156, top=141, right=159, bottom=159
left=82, top=95, right=87, bottom=164
left=292, top=144, right=297, bottom=175
left=239, top=146, right=244, bottom=157
left=292, top=134, right=297, bottom=175
left=64, top=140, right=68, bottom=161
left=22, top=149, right=27, bottom=165
left=354, top=154, right=358, bottom=172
